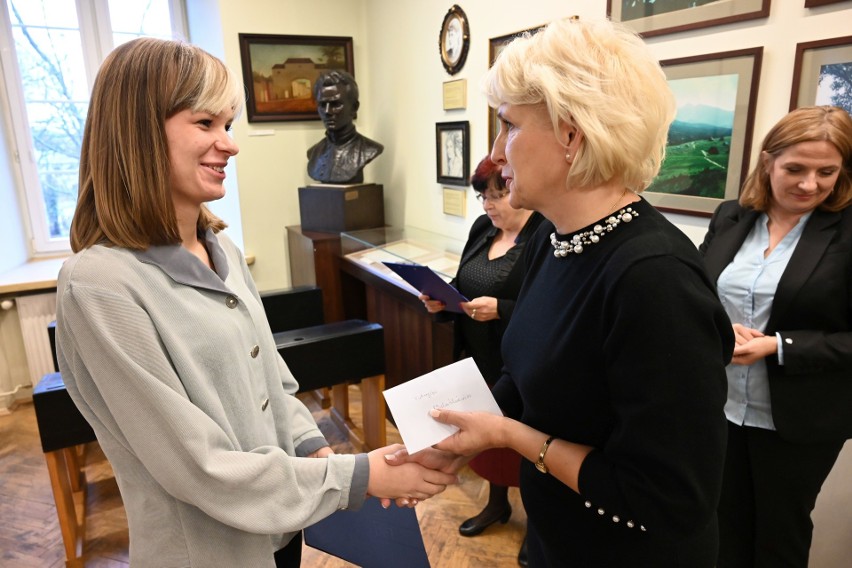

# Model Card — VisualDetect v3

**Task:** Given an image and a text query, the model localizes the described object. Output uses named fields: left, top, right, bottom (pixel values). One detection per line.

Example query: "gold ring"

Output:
left=472, top=308, right=477, bottom=319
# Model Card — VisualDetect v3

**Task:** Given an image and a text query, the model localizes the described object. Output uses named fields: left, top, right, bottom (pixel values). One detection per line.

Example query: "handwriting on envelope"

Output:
left=382, top=358, right=503, bottom=454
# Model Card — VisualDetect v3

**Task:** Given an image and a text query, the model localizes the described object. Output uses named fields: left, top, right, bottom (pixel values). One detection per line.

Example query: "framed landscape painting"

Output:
left=790, top=35, right=852, bottom=114
left=238, top=33, right=353, bottom=122
left=607, top=0, right=770, bottom=38
left=644, top=47, right=763, bottom=217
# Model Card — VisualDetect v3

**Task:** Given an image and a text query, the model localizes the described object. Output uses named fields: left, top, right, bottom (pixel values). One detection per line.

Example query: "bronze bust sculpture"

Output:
left=306, top=70, right=383, bottom=184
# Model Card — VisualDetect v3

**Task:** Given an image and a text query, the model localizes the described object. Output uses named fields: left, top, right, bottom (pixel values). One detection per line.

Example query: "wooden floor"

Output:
left=0, top=388, right=526, bottom=567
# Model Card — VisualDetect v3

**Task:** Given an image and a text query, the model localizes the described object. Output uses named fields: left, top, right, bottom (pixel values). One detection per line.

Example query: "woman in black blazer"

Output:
left=699, top=106, right=852, bottom=568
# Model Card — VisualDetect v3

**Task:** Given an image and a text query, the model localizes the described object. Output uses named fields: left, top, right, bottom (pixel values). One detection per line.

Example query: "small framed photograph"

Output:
left=487, top=26, right=543, bottom=149
left=606, top=0, right=770, bottom=38
left=790, top=35, right=852, bottom=114
left=439, top=5, right=470, bottom=75
left=238, top=33, right=353, bottom=123
left=436, top=121, right=470, bottom=186
left=644, top=47, right=764, bottom=217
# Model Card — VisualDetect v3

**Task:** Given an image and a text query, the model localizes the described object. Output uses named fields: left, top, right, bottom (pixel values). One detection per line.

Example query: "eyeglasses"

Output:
left=475, top=191, right=509, bottom=203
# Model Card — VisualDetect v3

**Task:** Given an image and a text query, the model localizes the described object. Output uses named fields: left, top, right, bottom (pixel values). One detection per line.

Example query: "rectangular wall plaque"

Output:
left=442, top=79, right=467, bottom=110
left=442, top=187, right=466, bottom=217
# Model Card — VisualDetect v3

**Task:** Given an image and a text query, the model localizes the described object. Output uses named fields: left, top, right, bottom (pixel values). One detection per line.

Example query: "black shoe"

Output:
left=517, top=534, right=528, bottom=566
left=458, top=505, right=512, bottom=537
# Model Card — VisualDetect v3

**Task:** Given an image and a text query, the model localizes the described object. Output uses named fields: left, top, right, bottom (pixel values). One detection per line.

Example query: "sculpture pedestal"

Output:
left=298, top=183, right=384, bottom=233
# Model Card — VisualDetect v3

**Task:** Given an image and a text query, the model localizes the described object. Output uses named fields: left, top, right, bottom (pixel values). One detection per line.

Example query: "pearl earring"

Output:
left=565, top=152, right=571, bottom=162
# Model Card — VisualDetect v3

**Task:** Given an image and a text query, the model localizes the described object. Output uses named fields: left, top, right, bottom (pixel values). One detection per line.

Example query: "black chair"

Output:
left=260, top=285, right=325, bottom=333
left=262, top=286, right=387, bottom=450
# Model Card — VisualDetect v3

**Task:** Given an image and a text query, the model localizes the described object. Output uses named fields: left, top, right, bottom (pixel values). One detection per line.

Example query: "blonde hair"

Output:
left=739, top=106, right=852, bottom=212
left=484, top=17, right=676, bottom=192
left=71, top=37, right=244, bottom=251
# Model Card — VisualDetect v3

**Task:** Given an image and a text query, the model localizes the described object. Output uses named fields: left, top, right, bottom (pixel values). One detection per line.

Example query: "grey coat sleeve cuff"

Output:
left=295, top=436, right=329, bottom=457
left=346, top=453, right=370, bottom=510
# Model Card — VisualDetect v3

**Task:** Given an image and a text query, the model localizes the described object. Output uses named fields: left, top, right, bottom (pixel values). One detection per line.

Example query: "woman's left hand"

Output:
left=428, top=408, right=507, bottom=456
left=461, top=296, right=499, bottom=322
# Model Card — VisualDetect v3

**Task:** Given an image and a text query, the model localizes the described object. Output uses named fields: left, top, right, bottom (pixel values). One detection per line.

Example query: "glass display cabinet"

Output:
left=341, top=226, right=465, bottom=294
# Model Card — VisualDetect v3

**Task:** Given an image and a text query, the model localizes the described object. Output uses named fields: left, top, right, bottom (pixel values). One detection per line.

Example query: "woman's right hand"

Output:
left=419, top=294, right=446, bottom=314
left=366, top=444, right=459, bottom=502
left=732, top=323, right=764, bottom=345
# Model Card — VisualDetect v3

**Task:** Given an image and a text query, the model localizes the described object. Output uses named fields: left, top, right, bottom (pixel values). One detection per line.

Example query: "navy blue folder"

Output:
left=304, top=497, right=430, bottom=567
left=382, top=261, right=468, bottom=313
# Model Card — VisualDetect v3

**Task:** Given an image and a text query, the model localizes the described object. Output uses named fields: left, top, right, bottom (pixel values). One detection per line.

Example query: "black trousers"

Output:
left=273, top=532, right=303, bottom=568
left=717, top=422, right=843, bottom=568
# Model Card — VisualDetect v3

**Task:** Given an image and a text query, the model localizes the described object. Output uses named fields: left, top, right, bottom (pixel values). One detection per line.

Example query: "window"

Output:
left=0, top=0, right=186, bottom=254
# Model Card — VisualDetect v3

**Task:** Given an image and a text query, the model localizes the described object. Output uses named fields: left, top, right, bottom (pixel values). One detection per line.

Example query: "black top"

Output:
left=448, top=212, right=544, bottom=384
left=495, top=198, right=734, bottom=566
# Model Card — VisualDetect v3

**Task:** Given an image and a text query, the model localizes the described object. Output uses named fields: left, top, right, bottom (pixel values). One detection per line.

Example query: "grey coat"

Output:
left=56, top=230, right=368, bottom=567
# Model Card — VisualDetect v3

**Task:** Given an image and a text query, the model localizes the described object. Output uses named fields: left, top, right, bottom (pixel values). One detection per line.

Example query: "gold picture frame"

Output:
left=439, top=5, right=470, bottom=76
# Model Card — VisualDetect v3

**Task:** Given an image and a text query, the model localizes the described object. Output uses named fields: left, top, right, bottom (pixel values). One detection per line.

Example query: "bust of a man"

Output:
left=306, top=70, right=384, bottom=184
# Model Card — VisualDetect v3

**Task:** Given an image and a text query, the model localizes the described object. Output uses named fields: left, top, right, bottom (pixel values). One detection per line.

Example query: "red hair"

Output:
left=471, top=155, right=505, bottom=191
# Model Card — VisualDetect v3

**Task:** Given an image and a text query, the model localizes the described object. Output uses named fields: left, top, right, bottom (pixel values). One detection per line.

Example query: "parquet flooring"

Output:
left=0, top=388, right=526, bottom=567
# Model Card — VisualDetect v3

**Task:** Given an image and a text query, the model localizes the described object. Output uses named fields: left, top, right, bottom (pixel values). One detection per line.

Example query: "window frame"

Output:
left=0, top=0, right=187, bottom=255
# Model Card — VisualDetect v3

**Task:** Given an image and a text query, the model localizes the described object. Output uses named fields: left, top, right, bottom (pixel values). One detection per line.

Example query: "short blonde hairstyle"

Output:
left=484, top=17, right=676, bottom=192
left=739, top=106, right=852, bottom=212
left=71, top=38, right=244, bottom=252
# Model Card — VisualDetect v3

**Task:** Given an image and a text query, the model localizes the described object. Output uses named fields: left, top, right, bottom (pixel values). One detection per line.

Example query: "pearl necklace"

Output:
left=550, top=206, right=638, bottom=257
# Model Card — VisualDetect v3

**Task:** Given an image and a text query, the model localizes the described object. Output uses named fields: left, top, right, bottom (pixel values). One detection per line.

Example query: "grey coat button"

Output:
left=226, top=296, right=238, bottom=308
left=250, top=345, right=260, bottom=358
left=261, top=398, right=269, bottom=411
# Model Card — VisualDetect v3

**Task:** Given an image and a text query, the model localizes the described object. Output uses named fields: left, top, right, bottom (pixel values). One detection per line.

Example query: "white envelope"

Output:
left=382, top=358, right=503, bottom=454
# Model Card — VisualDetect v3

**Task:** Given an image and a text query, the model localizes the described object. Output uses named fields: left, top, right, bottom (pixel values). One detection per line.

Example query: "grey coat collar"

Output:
left=130, top=229, right=233, bottom=295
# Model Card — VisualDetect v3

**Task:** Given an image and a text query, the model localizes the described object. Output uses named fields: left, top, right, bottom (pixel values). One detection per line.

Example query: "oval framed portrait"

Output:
left=439, top=5, right=470, bottom=75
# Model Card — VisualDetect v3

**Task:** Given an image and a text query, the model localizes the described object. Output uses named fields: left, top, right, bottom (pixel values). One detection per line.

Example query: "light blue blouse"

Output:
left=716, top=212, right=811, bottom=430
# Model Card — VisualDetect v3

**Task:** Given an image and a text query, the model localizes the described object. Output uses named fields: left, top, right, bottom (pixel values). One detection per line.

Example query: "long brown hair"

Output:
left=71, top=38, right=243, bottom=251
left=739, top=106, right=852, bottom=212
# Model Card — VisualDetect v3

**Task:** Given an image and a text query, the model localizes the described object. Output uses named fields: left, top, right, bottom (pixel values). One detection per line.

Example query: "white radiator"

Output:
left=15, top=292, right=58, bottom=387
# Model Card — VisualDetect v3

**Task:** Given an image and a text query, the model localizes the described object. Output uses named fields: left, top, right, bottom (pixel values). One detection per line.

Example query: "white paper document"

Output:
left=382, top=358, right=503, bottom=454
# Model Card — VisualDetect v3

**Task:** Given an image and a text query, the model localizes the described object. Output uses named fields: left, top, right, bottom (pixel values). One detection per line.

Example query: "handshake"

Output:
left=367, top=442, right=469, bottom=508
left=365, top=402, right=506, bottom=508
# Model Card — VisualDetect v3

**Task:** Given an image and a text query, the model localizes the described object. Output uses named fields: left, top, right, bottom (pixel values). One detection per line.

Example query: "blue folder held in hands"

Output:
left=382, top=261, right=468, bottom=313
left=304, top=497, right=431, bottom=567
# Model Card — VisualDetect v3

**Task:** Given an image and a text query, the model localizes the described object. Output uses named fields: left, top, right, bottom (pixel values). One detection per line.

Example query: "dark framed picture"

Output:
left=238, top=33, right=353, bottom=123
left=439, top=5, right=470, bottom=75
left=487, top=26, right=542, bottom=149
left=644, top=47, right=763, bottom=217
left=805, top=0, right=847, bottom=6
left=606, top=0, right=770, bottom=38
left=436, top=121, right=470, bottom=186
left=790, top=35, right=852, bottom=114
